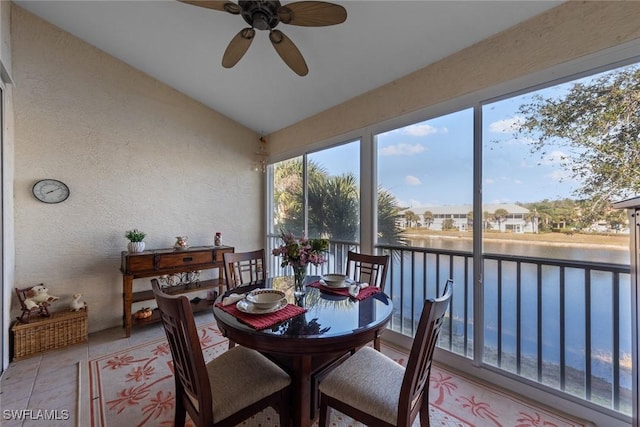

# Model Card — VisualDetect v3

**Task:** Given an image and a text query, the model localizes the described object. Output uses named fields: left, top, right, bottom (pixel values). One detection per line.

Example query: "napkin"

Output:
left=222, top=293, right=245, bottom=306
left=349, top=282, right=369, bottom=298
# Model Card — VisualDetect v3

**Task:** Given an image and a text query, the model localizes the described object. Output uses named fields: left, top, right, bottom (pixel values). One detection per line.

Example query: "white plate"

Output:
left=320, top=277, right=354, bottom=289
left=236, top=298, right=287, bottom=314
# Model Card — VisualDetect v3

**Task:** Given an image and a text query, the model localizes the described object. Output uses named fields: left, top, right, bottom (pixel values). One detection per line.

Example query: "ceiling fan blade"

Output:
left=222, top=28, right=255, bottom=68
left=269, top=29, right=309, bottom=76
left=178, top=0, right=240, bottom=14
left=278, top=1, right=347, bottom=26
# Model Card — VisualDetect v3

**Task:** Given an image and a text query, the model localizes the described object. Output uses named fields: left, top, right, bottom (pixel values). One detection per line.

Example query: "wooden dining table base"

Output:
left=263, top=350, right=352, bottom=425
left=212, top=277, right=393, bottom=427
left=217, top=324, right=384, bottom=427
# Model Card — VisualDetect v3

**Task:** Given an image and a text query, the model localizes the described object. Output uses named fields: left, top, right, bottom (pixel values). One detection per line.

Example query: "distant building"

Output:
left=399, top=204, right=534, bottom=233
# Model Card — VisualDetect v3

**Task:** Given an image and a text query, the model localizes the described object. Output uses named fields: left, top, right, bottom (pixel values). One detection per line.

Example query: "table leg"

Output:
left=292, top=355, right=313, bottom=427
left=123, top=275, right=133, bottom=337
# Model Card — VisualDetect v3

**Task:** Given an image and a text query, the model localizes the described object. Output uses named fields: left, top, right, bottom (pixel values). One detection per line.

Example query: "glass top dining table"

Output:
left=212, top=275, right=394, bottom=427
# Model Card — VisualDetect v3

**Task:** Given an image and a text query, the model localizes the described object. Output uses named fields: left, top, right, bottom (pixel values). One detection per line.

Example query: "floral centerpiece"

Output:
left=272, top=230, right=329, bottom=295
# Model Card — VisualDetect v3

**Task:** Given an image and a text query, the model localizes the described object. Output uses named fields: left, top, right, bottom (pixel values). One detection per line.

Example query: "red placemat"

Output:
left=307, top=281, right=381, bottom=300
left=215, top=302, right=306, bottom=330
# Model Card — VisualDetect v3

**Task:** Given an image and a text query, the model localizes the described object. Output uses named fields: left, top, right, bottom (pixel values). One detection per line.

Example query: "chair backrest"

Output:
left=345, top=251, right=389, bottom=291
left=15, top=286, right=35, bottom=310
left=15, top=284, right=51, bottom=322
left=397, top=279, right=453, bottom=425
left=151, top=279, right=213, bottom=424
left=223, top=249, right=266, bottom=289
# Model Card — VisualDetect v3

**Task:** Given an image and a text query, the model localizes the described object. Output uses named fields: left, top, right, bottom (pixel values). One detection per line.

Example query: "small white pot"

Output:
left=128, top=241, right=146, bottom=253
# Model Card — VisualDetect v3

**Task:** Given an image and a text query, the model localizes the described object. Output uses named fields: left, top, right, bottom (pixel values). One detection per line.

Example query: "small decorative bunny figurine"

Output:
left=70, top=293, right=86, bottom=311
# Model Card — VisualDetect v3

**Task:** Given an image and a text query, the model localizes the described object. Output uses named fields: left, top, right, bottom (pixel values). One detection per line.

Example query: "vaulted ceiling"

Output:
left=15, top=1, right=562, bottom=134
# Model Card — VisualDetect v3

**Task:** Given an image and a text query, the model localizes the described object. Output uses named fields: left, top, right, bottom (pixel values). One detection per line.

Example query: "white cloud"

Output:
left=489, top=116, right=524, bottom=134
left=485, top=178, right=495, bottom=184
left=405, top=175, right=422, bottom=186
left=403, top=124, right=438, bottom=136
left=379, top=143, right=426, bottom=156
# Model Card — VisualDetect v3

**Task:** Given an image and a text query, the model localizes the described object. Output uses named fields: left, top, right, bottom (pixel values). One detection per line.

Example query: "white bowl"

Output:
left=322, top=274, right=349, bottom=288
left=246, top=289, right=286, bottom=310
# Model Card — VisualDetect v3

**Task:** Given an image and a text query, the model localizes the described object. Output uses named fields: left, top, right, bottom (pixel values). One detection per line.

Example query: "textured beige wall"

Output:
left=1, top=0, right=15, bottom=370
left=11, top=6, right=263, bottom=332
left=269, top=1, right=640, bottom=154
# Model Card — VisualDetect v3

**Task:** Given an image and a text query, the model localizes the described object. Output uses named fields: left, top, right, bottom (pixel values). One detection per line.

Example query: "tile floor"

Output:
left=1, top=312, right=215, bottom=427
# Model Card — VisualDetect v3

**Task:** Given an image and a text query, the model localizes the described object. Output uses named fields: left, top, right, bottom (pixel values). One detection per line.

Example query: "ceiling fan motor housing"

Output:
left=239, top=0, right=282, bottom=30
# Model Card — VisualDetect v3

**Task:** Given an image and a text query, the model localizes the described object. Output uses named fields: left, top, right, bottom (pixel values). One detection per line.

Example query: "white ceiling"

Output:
left=15, top=0, right=562, bottom=134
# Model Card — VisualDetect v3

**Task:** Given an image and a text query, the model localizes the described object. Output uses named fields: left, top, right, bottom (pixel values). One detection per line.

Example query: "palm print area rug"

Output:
left=88, top=323, right=592, bottom=427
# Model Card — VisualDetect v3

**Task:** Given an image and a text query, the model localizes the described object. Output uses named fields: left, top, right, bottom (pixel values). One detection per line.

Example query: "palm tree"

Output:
left=377, top=187, right=404, bottom=244
left=423, top=210, right=434, bottom=229
left=273, top=158, right=305, bottom=233
left=404, top=210, right=418, bottom=228
left=309, top=173, right=359, bottom=240
left=493, top=208, right=509, bottom=232
left=482, top=211, right=492, bottom=231
left=524, top=210, right=539, bottom=233
left=274, top=158, right=404, bottom=245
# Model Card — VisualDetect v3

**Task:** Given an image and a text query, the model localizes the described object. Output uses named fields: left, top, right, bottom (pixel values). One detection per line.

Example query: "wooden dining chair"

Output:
left=151, top=279, right=292, bottom=427
left=346, top=250, right=390, bottom=350
left=223, top=249, right=266, bottom=290
left=318, top=279, right=453, bottom=427
left=346, top=250, right=389, bottom=291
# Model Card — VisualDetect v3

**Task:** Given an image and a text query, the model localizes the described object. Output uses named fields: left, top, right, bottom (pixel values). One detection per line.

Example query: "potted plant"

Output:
left=125, top=229, right=146, bottom=253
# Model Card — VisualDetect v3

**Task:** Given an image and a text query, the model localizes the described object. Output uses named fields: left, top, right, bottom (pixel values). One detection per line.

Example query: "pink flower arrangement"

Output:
left=272, top=230, right=329, bottom=269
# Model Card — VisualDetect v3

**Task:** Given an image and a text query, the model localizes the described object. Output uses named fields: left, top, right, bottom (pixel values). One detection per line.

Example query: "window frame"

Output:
left=265, top=44, right=640, bottom=427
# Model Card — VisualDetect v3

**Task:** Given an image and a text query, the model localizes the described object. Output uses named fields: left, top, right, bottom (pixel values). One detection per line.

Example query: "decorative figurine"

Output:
left=214, top=232, right=222, bottom=246
left=174, top=236, right=189, bottom=250
left=70, top=293, right=87, bottom=311
left=23, top=284, right=59, bottom=310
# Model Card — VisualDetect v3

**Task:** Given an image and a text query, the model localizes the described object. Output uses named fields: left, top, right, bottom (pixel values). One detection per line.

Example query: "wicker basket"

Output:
left=11, top=308, right=88, bottom=360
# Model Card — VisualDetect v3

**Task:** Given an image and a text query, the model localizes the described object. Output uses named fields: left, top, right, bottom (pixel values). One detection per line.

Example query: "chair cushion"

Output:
left=207, top=346, right=291, bottom=422
left=319, top=346, right=405, bottom=425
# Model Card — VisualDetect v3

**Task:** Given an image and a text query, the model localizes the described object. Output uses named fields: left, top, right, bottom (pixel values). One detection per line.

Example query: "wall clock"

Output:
left=32, top=179, right=70, bottom=204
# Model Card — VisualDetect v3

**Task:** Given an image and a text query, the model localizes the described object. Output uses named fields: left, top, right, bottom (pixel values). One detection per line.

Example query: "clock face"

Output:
left=32, top=179, right=70, bottom=204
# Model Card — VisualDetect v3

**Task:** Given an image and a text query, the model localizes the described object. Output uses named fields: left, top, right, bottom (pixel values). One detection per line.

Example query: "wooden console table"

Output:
left=120, top=245, right=234, bottom=336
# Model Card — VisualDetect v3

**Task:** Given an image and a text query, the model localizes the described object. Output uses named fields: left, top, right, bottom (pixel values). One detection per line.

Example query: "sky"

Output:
left=306, top=64, right=628, bottom=210
left=310, top=98, right=578, bottom=210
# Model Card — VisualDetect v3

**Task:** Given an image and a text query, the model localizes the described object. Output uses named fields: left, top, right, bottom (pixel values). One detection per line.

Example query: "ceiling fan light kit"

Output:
left=179, top=0, right=347, bottom=76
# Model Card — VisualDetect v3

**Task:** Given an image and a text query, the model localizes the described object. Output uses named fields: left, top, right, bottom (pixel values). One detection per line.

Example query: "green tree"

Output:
left=308, top=173, right=359, bottom=240
left=483, top=211, right=492, bottom=231
left=273, top=158, right=305, bottom=233
left=273, top=158, right=403, bottom=244
left=523, top=210, right=539, bottom=233
left=442, top=218, right=456, bottom=231
left=493, top=208, right=509, bottom=232
left=377, top=187, right=404, bottom=244
left=515, top=66, right=640, bottom=208
left=404, top=210, right=419, bottom=228
left=423, top=210, right=434, bottom=229
left=605, top=208, right=628, bottom=232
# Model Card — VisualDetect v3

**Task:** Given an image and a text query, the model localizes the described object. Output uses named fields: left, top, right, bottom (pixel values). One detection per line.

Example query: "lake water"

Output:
left=402, top=236, right=632, bottom=388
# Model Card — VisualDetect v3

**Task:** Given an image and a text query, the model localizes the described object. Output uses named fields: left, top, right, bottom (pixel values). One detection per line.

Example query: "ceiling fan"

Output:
left=179, top=1, right=347, bottom=76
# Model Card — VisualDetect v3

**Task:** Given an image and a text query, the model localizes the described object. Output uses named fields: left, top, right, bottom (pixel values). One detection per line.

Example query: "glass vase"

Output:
left=293, top=264, right=308, bottom=297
